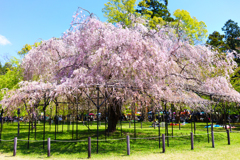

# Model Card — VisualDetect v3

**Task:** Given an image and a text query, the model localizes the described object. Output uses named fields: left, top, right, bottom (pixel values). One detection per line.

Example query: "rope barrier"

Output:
left=0, top=139, right=14, bottom=142
left=51, top=139, right=87, bottom=142
left=95, top=138, right=126, bottom=142
left=194, top=133, right=210, bottom=135
left=163, top=133, right=209, bottom=138
left=18, top=139, right=48, bottom=142
left=213, top=131, right=227, bottom=134
left=230, top=131, right=240, bottom=133
left=131, top=136, right=160, bottom=140
left=0, top=130, right=238, bottom=143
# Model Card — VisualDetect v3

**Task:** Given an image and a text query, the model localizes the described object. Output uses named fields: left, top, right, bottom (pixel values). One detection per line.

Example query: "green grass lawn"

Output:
left=0, top=121, right=239, bottom=159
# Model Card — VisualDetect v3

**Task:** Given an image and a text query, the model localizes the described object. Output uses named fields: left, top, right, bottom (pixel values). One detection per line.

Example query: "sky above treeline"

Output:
left=0, top=0, right=240, bottom=62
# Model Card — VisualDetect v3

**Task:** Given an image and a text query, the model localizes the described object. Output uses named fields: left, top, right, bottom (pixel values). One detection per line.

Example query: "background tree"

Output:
left=0, top=58, right=23, bottom=100
left=136, top=0, right=174, bottom=29
left=136, top=0, right=174, bottom=21
left=102, top=0, right=140, bottom=26
left=222, top=19, right=240, bottom=53
left=103, top=0, right=173, bottom=29
left=0, top=62, right=13, bottom=75
left=231, top=67, right=240, bottom=92
left=221, top=21, right=240, bottom=95
left=18, top=42, right=41, bottom=56
left=206, top=31, right=229, bottom=52
left=173, top=9, right=208, bottom=45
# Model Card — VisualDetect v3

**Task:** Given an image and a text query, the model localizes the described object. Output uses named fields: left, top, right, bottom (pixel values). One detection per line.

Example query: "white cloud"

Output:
left=0, top=35, right=11, bottom=45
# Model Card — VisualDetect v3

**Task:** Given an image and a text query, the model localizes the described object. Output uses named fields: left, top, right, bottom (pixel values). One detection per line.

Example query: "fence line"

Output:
left=18, top=139, right=48, bottom=142
left=0, top=132, right=231, bottom=143
left=0, top=139, right=14, bottom=142
left=230, top=131, right=240, bottom=133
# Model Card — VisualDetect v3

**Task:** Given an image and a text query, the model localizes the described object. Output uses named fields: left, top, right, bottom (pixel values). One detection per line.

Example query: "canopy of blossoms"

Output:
left=1, top=9, right=240, bottom=115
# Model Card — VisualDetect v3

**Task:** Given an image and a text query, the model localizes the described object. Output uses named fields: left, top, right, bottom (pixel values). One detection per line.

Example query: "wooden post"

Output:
left=96, top=86, right=100, bottom=154
left=47, top=138, right=51, bottom=157
left=28, top=120, right=30, bottom=149
left=211, top=131, right=215, bottom=148
left=227, top=130, right=230, bottom=145
left=72, top=119, right=74, bottom=140
left=105, top=97, right=107, bottom=140
left=88, top=137, right=91, bottom=158
left=191, top=132, right=194, bottom=150
left=127, top=135, right=130, bottom=155
left=120, top=113, right=122, bottom=137
left=194, top=120, right=196, bottom=134
left=62, top=105, right=64, bottom=133
left=34, top=119, right=36, bottom=140
left=171, top=106, right=173, bottom=136
left=43, top=108, right=46, bottom=149
left=76, top=101, right=78, bottom=140
left=107, top=103, right=109, bottom=137
left=13, top=137, right=17, bottom=156
left=55, top=103, right=58, bottom=140
left=162, top=134, right=165, bottom=153
left=158, top=122, right=161, bottom=148
left=0, top=113, right=3, bottom=143
left=17, top=109, right=20, bottom=137
left=224, top=105, right=227, bottom=130
left=167, top=124, right=169, bottom=147
left=134, top=112, right=136, bottom=140
left=62, top=120, right=64, bottom=132
left=191, top=120, right=192, bottom=132
left=207, top=121, right=209, bottom=143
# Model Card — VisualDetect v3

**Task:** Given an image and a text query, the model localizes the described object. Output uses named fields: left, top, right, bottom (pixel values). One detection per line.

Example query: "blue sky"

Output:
left=0, top=0, right=240, bottom=63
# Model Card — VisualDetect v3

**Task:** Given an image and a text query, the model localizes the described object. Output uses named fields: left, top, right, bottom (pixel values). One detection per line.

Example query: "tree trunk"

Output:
left=175, top=111, right=180, bottom=123
left=141, top=107, right=146, bottom=122
left=144, top=107, right=148, bottom=122
left=224, top=106, right=227, bottom=129
left=81, top=113, right=84, bottom=121
left=152, top=109, right=155, bottom=122
left=219, top=114, right=223, bottom=124
left=107, top=98, right=122, bottom=132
